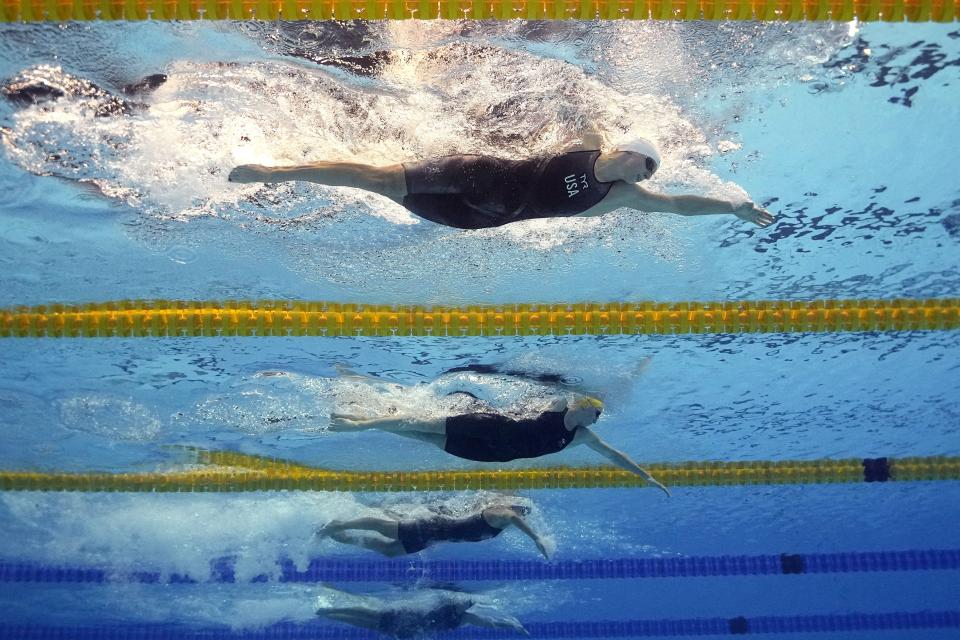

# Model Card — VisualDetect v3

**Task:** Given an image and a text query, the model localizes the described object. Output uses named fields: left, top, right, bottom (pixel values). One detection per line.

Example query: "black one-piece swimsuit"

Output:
left=396, top=512, right=504, bottom=553
left=401, top=150, right=613, bottom=229
left=443, top=410, right=577, bottom=462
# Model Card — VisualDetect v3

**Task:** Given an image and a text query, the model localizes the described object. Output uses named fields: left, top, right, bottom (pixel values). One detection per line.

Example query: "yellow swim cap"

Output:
left=572, top=396, right=604, bottom=412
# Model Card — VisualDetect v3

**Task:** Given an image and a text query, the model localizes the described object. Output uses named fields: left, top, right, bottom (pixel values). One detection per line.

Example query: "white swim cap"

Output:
left=614, top=137, right=662, bottom=170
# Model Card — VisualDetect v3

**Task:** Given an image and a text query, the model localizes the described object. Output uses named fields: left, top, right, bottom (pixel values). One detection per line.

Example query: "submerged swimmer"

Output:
left=331, top=393, right=670, bottom=496
left=227, top=127, right=774, bottom=230
left=2, top=65, right=167, bottom=117
left=316, top=585, right=527, bottom=638
left=318, top=500, right=549, bottom=558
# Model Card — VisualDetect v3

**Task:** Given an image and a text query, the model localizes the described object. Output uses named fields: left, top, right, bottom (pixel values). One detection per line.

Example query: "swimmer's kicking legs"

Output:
left=228, top=162, right=407, bottom=205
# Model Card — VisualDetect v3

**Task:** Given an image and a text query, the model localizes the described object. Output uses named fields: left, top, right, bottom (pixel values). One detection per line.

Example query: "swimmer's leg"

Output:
left=317, top=606, right=384, bottom=632
left=329, top=415, right=446, bottom=435
left=321, top=516, right=400, bottom=540
left=388, top=429, right=447, bottom=449
left=317, top=584, right=382, bottom=609
left=463, top=608, right=528, bottom=635
left=315, top=51, right=392, bottom=78
left=333, top=362, right=369, bottom=381
left=228, top=161, right=407, bottom=204
left=326, top=531, right=408, bottom=557
left=328, top=415, right=447, bottom=452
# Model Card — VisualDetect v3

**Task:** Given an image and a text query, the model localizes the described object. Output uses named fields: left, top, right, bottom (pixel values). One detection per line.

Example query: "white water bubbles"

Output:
left=59, top=394, right=162, bottom=441
left=0, top=491, right=360, bottom=584
left=175, top=366, right=572, bottom=442
left=173, top=369, right=329, bottom=436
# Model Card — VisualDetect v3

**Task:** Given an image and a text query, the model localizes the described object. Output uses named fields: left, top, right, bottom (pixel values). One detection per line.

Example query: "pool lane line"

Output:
left=2, top=610, right=958, bottom=639
left=1, top=455, right=957, bottom=492
left=3, top=298, right=959, bottom=338
left=2, top=549, right=958, bottom=585
left=1, top=0, right=957, bottom=22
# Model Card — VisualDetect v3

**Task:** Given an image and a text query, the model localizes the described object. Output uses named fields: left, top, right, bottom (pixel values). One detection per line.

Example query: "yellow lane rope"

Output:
left=2, top=455, right=957, bottom=492
left=1, top=0, right=957, bottom=21
left=2, top=298, right=959, bottom=338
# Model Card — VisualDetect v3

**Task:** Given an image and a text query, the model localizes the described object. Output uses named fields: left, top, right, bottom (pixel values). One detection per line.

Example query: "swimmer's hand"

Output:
left=649, top=477, right=672, bottom=498
left=734, top=202, right=775, bottom=228
left=535, top=538, right=551, bottom=560
left=635, top=356, right=653, bottom=376
left=513, top=622, right=531, bottom=636
left=228, top=164, right=272, bottom=183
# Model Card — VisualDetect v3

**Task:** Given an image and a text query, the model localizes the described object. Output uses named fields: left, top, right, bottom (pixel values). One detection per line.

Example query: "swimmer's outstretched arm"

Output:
left=617, top=184, right=775, bottom=228
left=575, top=428, right=671, bottom=497
left=509, top=514, right=551, bottom=559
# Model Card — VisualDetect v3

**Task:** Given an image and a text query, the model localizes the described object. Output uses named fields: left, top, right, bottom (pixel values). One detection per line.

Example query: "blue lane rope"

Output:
left=3, top=611, right=959, bottom=639
left=2, top=549, right=958, bottom=585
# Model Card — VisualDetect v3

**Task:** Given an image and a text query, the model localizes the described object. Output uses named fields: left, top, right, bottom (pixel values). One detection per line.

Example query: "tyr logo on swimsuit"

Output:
left=564, top=173, right=589, bottom=198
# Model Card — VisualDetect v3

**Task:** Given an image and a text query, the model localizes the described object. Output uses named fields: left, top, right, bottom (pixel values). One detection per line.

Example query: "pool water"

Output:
left=1, top=18, right=959, bottom=640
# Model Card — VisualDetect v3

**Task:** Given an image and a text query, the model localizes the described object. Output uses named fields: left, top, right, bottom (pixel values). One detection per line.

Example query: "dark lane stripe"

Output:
left=2, top=611, right=958, bottom=639
left=2, top=549, right=958, bottom=584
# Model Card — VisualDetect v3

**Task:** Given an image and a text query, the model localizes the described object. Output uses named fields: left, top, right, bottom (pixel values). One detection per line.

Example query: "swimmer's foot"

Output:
left=334, top=363, right=362, bottom=378
left=635, top=356, right=653, bottom=376
left=329, top=413, right=371, bottom=431
left=256, top=370, right=289, bottom=378
left=121, top=73, right=167, bottom=97
left=315, top=520, right=345, bottom=538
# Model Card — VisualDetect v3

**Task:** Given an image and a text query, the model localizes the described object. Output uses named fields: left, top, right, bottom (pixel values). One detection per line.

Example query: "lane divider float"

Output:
left=1, top=0, right=957, bottom=22
left=2, top=454, right=957, bottom=493
left=2, top=298, right=959, bottom=338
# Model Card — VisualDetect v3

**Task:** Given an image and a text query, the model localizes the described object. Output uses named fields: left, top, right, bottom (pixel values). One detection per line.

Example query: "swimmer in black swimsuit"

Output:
left=315, top=585, right=527, bottom=639
left=227, top=125, right=774, bottom=230
left=317, top=502, right=550, bottom=558
left=330, top=394, right=671, bottom=496
left=2, top=65, right=168, bottom=117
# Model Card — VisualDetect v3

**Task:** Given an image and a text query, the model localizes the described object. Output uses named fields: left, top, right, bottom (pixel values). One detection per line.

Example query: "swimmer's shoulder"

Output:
left=481, top=506, right=517, bottom=528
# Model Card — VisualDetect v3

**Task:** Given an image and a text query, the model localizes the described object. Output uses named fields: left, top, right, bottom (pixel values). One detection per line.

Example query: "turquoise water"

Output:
left=1, top=18, right=959, bottom=640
